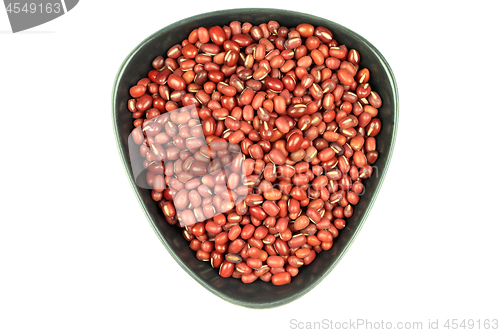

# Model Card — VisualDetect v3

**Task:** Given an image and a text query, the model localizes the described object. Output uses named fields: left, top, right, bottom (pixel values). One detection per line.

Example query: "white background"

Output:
left=1, top=1, right=499, bottom=332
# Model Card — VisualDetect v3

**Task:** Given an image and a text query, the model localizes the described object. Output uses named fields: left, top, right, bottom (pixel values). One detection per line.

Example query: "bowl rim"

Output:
left=112, top=7, right=399, bottom=309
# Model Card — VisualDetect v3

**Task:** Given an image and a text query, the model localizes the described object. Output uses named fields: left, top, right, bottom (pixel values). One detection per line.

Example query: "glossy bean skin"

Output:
left=219, top=261, right=235, bottom=278
left=267, top=255, right=285, bottom=268
left=272, top=272, right=291, bottom=285
left=128, top=20, right=382, bottom=286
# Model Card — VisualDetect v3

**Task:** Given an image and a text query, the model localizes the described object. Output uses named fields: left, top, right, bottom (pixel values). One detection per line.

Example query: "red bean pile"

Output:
left=128, top=20, right=382, bottom=286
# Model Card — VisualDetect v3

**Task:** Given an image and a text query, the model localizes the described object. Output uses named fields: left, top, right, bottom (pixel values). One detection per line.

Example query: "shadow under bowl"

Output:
left=112, top=8, right=399, bottom=309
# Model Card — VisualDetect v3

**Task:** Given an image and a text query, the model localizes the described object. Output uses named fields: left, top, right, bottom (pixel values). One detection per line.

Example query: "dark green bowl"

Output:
left=112, top=8, right=398, bottom=309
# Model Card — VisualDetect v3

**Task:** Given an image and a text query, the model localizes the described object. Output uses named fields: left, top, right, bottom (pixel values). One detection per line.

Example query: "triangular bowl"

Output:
left=112, top=8, right=399, bottom=309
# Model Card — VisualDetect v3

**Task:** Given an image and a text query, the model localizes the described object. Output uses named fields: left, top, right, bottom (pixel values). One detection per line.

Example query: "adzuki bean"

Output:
left=127, top=20, right=383, bottom=287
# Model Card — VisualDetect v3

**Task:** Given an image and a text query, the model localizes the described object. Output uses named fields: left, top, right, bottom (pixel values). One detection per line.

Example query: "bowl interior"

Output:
left=112, top=8, right=398, bottom=308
